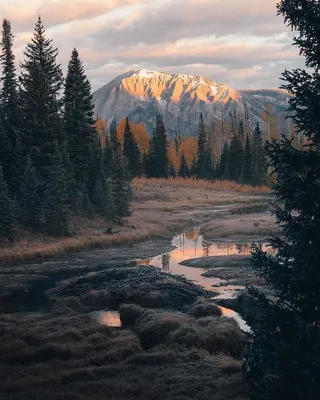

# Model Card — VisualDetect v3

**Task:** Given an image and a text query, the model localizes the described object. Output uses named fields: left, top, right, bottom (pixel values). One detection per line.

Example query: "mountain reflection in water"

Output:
left=136, top=228, right=271, bottom=293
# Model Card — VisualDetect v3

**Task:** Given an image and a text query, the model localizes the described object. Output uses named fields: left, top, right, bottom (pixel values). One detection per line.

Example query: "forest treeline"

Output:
left=0, top=17, right=132, bottom=241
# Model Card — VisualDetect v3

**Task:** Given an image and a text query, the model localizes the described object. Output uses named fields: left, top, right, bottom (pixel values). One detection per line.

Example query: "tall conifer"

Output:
left=245, top=1, right=320, bottom=398
left=123, top=117, right=141, bottom=177
left=64, top=48, right=96, bottom=183
left=150, top=115, right=169, bottom=178
left=196, top=114, right=213, bottom=179
left=0, top=165, right=16, bottom=241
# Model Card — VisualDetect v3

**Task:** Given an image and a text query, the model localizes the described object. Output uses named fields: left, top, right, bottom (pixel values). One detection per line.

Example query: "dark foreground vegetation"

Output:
left=0, top=263, right=248, bottom=400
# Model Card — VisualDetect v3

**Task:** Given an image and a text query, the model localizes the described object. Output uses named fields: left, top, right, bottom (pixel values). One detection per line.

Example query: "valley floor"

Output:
left=0, top=178, right=278, bottom=400
left=0, top=178, right=273, bottom=265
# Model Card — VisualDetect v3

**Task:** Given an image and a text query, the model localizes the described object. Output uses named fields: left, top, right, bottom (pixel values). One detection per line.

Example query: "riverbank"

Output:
left=0, top=178, right=270, bottom=266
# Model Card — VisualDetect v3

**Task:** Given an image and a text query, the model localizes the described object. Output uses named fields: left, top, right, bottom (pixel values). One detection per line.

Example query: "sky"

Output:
left=0, top=0, right=304, bottom=91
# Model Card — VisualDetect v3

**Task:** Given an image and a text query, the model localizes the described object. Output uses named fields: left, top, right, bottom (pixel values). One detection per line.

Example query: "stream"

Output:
left=135, top=228, right=261, bottom=332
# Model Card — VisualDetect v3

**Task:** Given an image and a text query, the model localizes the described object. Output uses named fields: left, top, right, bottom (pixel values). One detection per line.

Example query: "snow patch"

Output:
left=135, top=69, right=159, bottom=79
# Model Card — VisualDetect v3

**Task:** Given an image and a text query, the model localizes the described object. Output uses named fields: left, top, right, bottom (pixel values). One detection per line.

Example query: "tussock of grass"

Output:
left=230, top=203, right=271, bottom=215
left=0, top=178, right=270, bottom=266
left=187, top=298, right=222, bottom=318
left=0, top=263, right=249, bottom=400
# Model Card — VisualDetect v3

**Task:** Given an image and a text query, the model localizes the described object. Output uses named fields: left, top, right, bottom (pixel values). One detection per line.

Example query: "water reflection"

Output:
left=136, top=228, right=270, bottom=293
left=91, top=311, right=121, bottom=327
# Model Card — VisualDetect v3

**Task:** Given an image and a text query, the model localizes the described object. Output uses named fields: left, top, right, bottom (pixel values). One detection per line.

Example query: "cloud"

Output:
left=2, top=0, right=304, bottom=91
left=0, top=0, right=154, bottom=32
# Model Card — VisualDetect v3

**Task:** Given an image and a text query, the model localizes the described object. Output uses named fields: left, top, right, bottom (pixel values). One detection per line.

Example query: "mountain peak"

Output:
left=93, top=69, right=291, bottom=136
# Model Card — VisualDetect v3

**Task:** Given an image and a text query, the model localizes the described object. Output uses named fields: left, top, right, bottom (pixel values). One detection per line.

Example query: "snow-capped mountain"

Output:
left=92, top=69, right=291, bottom=136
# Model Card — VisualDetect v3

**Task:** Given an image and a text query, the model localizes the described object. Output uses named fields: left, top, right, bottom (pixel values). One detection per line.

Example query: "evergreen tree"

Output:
left=43, top=146, right=69, bottom=236
left=19, top=156, right=42, bottom=230
left=142, top=150, right=151, bottom=177
left=0, top=115, right=12, bottom=186
left=245, top=1, right=320, bottom=399
left=19, top=16, right=63, bottom=182
left=178, top=152, right=190, bottom=178
left=150, top=115, right=169, bottom=178
left=103, top=134, right=114, bottom=178
left=0, top=164, right=16, bottom=241
left=61, top=142, right=78, bottom=209
left=110, top=118, right=120, bottom=154
left=11, top=135, right=25, bottom=196
left=239, top=134, right=252, bottom=184
left=64, top=48, right=96, bottom=183
left=196, top=114, right=213, bottom=179
left=190, top=154, right=197, bottom=177
left=251, top=123, right=267, bottom=186
left=123, top=117, right=141, bottom=177
left=218, top=142, right=229, bottom=180
left=0, top=19, right=20, bottom=191
left=227, top=134, right=243, bottom=182
left=169, top=161, right=176, bottom=178
left=112, top=147, right=132, bottom=222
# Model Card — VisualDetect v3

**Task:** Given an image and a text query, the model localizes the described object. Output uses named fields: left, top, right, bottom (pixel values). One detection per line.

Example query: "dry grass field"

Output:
left=0, top=178, right=271, bottom=265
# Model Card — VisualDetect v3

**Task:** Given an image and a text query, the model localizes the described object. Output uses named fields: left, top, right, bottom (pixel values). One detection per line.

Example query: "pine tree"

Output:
left=11, top=135, right=25, bottom=196
left=0, top=114, right=12, bottom=186
left=19, top=16, right=63, bottom=182
left=123, top=117, right=141, bottom=177
left=218, top=142, right=229, bottom=180
left=0, top=164, right=16, bottom=241
left=190, top=154, right=197, bottom=177
left=110, top=118, right=120, bottom=154
left=245, top=1, right=320, bottom=398
left=196, top=114, right=213, bottom=179
left=0, top=19, right=20, bottom=191
left=64, top=48, right=96, bottom=183
left=227, top=134, right=243, bottom=182
left=251, top=123, right=267, bottom=186
left=150, top=115, right=169, bottom=178
left=142, top=150, right=151, bottom=177
left=103, top=134, right=114, bottom=178
left=169, top=161, right=176, bottom=178
left=61, top=142, right=78, bottom=209
left=239, top=134, right=252, bottom=184
left=178, top=152, right=190, bottom=178
left=43, top=146, right=69, bottom=236
left=112, top=147, right=132, bottom=222
left=19, top=156, right=42, bottom=230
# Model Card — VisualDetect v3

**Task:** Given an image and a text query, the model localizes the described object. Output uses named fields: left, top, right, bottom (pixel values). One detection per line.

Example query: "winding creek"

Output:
left=94, top=227, right=271, bottom=333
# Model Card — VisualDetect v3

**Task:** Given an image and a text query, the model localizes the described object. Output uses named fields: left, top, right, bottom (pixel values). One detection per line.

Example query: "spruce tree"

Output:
left=11, top=135, right=25, bottom=196
left=239, top=134, right=252, bottom=184
left=142, top=150, right=151, bottom=177
left=196, top=114, right=213, bottom=179
left=227, top=134, right=243, bottom=182
left=218, top=142, right=229, bottom=180
left=150, top=115, right=169, bottom=178
left=0, top=19, right=20, bottom=191
left=251, top=123, right=267, bottom=186
left=43, top=145, right=69, bottom=236
left=19, top=156, right=42, bottom=230
left=169, top=161, right=176, bottom=178
left=0, top=115, right=12, bottom=187
left=112, top=147, right=132, bottom=222
left=123, top=117, right=141, bottom=177
left=0, top=164, right=16, bottom=242
left=64, top=48, right=96, bottom=183
left=245, top=1, right=320, bottom=398
left=19, top=16, right=63, bottom=182
left=190, top=154, right=197, bottom=177
left=103, top=134, right=114, bottom=178
left=178, top=152, right=190, bottom=178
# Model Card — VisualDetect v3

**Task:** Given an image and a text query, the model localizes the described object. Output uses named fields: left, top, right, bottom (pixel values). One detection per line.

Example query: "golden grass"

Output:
left=0, top=178, right=272, bottom=265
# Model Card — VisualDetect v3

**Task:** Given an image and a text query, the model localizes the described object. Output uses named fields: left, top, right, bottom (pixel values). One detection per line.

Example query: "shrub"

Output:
left=119, top=303, right=144, bottom=327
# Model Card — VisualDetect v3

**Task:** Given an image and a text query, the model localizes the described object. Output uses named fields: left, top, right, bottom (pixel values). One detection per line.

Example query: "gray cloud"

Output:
left=3, top=0, right=304, bottom=91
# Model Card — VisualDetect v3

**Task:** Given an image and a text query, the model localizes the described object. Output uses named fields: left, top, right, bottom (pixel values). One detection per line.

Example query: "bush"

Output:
left=119, top=303, right=144, bottom=327
left=187, top=298, right=222, bottom=318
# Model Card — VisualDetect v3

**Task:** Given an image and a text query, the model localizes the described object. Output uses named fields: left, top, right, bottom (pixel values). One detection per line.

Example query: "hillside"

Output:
left=92, top=69, right=291, bottom=136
